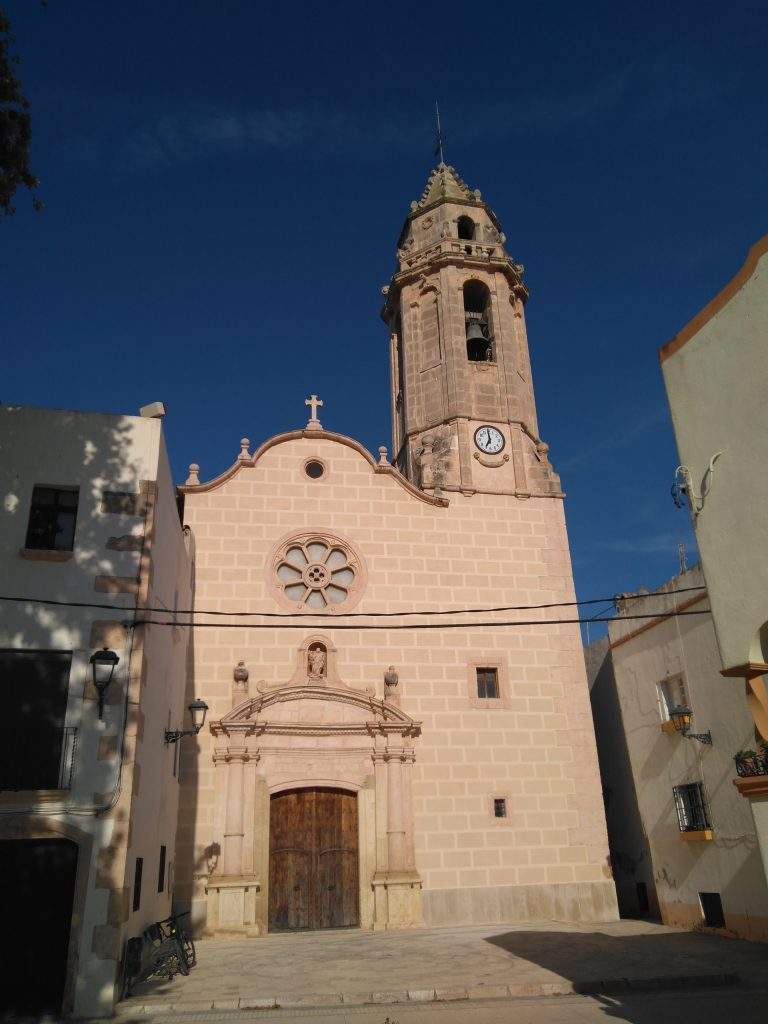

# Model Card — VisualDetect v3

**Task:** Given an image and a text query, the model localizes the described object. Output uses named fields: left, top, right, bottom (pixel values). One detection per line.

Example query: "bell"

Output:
left=465, top=321, right=486, bottom=342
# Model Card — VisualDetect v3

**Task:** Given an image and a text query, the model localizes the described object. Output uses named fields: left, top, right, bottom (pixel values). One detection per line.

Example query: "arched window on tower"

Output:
left=463, top=280, right=493, bottom=362
left=457, top=215, right=475, bottom=240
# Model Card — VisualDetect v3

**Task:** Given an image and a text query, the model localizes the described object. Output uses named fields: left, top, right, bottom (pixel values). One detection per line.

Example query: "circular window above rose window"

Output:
left=270, top=532, right=365, bottom=612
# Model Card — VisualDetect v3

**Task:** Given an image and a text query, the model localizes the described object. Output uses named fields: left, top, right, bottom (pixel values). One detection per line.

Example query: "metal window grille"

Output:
left=57, top=726, right=78, bottom=790
left=493, top=798, right=507, bottom=818
left=25, top=486, right=79, bottom=551
left=673, top=782, right=711, bottom=832
left=476, top=668, right=499, bottom=699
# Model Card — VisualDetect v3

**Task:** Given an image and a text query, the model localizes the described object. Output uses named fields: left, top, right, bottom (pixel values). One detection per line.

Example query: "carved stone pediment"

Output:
left=211, top=684, right=421, bottom=739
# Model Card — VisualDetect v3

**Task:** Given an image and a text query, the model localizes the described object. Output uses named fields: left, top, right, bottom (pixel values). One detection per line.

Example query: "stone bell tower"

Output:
left=381, top=164, right=562, bottom=499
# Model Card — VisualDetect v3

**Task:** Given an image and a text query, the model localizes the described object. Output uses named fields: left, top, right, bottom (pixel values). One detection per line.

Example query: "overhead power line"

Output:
left=0, top=585, right=707, bottom=620
left=132, top=610, right=710, bottom=631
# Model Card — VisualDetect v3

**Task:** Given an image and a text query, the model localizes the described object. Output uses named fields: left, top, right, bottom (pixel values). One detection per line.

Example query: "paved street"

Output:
left=118, top=919, right=768, bottom=1020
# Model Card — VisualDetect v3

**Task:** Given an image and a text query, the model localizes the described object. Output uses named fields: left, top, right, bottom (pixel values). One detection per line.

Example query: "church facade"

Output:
left=175, top=164, right=617, bottom=936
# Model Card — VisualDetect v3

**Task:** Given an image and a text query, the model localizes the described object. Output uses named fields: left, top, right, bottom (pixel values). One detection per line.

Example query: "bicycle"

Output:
left=158, top=912, right=196, bottom=974
left=123, top=912, right=197, bottom=996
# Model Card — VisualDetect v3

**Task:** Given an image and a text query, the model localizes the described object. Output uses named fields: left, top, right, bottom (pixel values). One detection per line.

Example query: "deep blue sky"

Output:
left=4, top=1, right=767, bottom=631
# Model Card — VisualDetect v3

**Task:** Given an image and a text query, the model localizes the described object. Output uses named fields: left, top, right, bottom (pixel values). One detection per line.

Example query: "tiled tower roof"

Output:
left=413, top=163, right=481, bottom=211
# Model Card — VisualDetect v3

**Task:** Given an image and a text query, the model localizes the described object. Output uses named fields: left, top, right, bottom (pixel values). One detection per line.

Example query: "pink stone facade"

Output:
left=175, top=431, right=616, bottom=931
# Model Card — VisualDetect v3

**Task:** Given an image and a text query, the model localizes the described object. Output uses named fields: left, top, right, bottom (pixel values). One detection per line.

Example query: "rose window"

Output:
left=275, top=537, right=357, bottom=610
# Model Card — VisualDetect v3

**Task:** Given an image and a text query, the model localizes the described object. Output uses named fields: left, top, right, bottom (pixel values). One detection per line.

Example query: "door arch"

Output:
left=268, top=787, right=359, bottom=932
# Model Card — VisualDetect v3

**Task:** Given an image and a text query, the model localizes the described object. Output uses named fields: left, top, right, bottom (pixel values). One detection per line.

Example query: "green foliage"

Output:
left=734, top=749, right=758, bottom=760
left=0, top=7, right=41, bottom=216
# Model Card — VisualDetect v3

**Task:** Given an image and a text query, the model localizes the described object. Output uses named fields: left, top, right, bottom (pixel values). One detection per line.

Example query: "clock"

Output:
left=474, top=425, right=505, bottom=454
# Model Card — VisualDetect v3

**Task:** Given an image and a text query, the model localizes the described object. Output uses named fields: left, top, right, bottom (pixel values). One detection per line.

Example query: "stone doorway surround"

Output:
left=205, top=666, right=422, bottom=937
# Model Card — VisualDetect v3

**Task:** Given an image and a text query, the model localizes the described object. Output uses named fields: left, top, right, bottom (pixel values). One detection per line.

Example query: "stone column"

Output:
left=402, top=750, right=416, bottom=870
left=222, top=748, right=247, bottom=876
left=373, top=749, right=388, bottom=872
left=387, top=748, right=407, bottom=871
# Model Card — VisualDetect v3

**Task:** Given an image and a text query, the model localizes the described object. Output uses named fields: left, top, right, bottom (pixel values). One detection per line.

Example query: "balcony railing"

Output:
left=734, top=751, right=768, bottom=778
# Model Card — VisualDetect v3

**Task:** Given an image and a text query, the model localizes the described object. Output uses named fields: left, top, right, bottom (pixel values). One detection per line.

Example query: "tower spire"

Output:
left=434, top=102, right=445, bottom=165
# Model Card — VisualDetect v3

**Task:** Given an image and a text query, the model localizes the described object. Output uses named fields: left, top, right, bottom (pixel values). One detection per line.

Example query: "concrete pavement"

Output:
left=117, top=919, right=768, bottom=1018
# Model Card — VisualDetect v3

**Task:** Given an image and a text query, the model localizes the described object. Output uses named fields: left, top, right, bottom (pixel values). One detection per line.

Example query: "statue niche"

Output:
left=307, top=642, right=327, bottom=682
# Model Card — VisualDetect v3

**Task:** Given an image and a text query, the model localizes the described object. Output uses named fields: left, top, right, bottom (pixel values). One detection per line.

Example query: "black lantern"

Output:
left=165, top=698, right=209, bottom=744
left=90, top=647, right=119, bottom=719
left=188, top=698, right=208, bottom=733
left=669, top=705, right=712, bottom=745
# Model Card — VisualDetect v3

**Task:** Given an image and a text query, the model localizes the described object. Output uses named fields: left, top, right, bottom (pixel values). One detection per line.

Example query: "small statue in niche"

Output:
left=307, top=643, right=327, bottom=681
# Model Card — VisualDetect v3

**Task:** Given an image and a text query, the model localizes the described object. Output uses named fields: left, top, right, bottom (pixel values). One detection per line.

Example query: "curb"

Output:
left=117, top=970, right=739, bottom=1014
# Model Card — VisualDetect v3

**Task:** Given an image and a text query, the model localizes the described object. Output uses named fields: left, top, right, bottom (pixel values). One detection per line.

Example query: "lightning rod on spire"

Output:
left=434, top=102, right=445, bottom=165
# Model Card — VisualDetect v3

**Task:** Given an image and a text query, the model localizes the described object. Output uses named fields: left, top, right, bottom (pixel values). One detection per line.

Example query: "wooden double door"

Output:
left=268, top=787, right=359, bottom=932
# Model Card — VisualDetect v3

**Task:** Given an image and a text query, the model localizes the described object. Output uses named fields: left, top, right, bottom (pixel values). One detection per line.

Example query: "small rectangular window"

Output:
left=673, top=782, right=711, bottom=832
left=699, top=891, right=725, bottom=928
left=132, top=857, right=143, bottom=912
left=493, top=798, right=507, bottom=818
left=157, top=845, right=167, bottom=894
left=25, top=486, right=79, bottom=551
left=476, top=667, right=499, bottom=700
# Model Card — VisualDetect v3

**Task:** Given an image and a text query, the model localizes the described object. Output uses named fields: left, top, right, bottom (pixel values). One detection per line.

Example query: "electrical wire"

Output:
left=0, top=584, right=707, bottom=620
left=132, top=609, right=711, bottom=631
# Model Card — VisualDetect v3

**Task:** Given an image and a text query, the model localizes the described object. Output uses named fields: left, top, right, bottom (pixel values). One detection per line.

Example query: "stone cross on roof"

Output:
left=305, top=394, right=323, bottom=431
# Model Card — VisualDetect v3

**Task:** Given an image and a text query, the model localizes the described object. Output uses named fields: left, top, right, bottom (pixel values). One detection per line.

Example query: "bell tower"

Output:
left=381, top=164, right=562, bottom=499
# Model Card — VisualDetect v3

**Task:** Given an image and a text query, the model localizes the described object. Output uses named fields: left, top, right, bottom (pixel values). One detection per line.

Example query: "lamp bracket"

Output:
left=165, top=728, right=198, bottom=745
left=684, top=729, right=713, bottom=745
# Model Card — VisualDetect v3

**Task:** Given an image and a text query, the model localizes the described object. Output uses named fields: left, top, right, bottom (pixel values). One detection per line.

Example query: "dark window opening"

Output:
left=0, top=651, right=72, bottom=791
left=463, top=280, right=493, bottom=362
left=636, top=881, right=650, bottom=915
left=25, top=486, right=79, bottom=551
left=673, top=782, right=711, bottom=832
left=457, top=215, right=475, bottom=240
left=132, top=857, right=143, bottom=912
left=477, top=667, right=500, bottom=699
left=493, top=798, right=507, bottom=818
left=305, top=460, right=325, bottom=479
left=158, top=845, right=167, bottom=893
left=699, top=891, right=725, bottom=928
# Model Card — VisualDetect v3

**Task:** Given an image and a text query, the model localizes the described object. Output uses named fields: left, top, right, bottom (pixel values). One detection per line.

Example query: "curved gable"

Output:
left=179, top=427, right=447, bottom=507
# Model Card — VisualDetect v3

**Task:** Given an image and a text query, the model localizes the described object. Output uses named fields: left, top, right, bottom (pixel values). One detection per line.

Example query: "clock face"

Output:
left=474, top=425, right=505, bottom=454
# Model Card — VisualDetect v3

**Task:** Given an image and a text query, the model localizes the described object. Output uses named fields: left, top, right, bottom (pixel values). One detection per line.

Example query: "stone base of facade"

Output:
left=659, top=899, right=768, bottom=942
left=372, top=870, right=423, bottom=931
left=205, top=876, right=264, bottom=937
left=422, top=880, right=619, bottom=927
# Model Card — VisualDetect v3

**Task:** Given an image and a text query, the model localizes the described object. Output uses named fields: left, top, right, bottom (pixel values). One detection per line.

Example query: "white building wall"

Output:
left=660, top=237, right=768, bottom=672
left=607, top=566, right=768, bottom=939
left=0, top=406, right=190, bottom=1017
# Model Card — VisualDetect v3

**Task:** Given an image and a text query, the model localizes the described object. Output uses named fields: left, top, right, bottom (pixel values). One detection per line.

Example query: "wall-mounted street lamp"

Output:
left=90, top=647, right=120, bottom=719
left=165, top=698, right=209, bottom=744
left=669, top=705, right=712, bottom=745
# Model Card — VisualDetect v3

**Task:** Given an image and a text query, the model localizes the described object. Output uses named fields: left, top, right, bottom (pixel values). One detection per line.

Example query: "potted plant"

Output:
left=734, top=748, right=768, bottom=777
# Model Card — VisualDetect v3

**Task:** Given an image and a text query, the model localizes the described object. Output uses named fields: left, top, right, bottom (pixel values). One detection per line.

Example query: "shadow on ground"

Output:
left=485, top=928, right=767, bottom=1023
